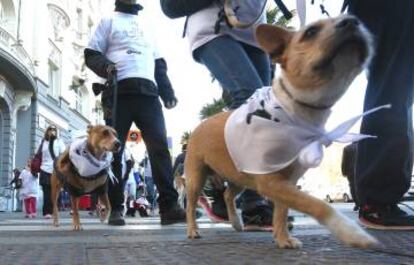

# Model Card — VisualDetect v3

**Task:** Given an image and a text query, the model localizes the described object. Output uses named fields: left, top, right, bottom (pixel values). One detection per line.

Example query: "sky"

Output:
left=102, top=0, right=368, bottom=157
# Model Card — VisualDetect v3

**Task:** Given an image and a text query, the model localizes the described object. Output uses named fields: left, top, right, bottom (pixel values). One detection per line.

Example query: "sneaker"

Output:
left=108, top=210, right=126, bottom=226
left=359, top=204, right=414, bottom=230
left=44, top=214, right=52, bottom=219
left=242, top=205, right=273, bottom=232
left=198, top=196, right=228, bottom=222
left=160, top=204, right=186, bottom=225
left=30, top=214, right=36, bottom=219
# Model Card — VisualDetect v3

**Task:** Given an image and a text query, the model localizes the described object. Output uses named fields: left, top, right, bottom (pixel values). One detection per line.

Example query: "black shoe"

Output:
left=108, top=210, right=126, bottom=226
left=359, top=204, right=414, bottom=230
left=242, top=205, right=273, bottom=231
left=160, top=204, right=186, bottom=225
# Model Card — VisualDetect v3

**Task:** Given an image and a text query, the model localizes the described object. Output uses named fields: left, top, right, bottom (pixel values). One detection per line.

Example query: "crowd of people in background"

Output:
left=4, top=0, right=414, bottom=231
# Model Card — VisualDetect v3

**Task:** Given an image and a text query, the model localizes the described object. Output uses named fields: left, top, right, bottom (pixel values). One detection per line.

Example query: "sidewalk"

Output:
left=0, top=203, right=413, bottom=265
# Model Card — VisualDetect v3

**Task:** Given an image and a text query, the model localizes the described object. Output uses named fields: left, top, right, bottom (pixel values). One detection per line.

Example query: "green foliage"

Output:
left=180, top=131, right=192, bottom=144
left=199, top=98, right=228, bottom=120
left=266, top=6, right=296, bottom=28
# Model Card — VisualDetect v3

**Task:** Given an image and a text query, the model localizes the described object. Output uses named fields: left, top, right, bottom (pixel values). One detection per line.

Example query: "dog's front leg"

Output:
left=257, top=177, right=378, bottom=249
left=51, top=173, right=62, bottom=227
left=273, top=203, right=302, bottom=249
left=70, top=196, right=82, bottom=231
left=98, top=193, right=111, bottom=223
left=223, top=183, right=244, bottom=231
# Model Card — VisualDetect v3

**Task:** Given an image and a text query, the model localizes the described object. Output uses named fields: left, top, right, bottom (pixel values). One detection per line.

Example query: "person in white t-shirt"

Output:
left=36, top=125, right=66, bottom=219
left=84, top=0, right=186, bottom=226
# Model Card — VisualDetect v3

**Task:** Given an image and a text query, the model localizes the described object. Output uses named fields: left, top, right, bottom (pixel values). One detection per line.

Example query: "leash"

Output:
left=107, top=70, right=118, bottom=129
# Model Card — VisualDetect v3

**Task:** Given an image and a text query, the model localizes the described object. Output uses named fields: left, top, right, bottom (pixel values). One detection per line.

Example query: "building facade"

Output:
left=0, top=0, right=105, bottom=186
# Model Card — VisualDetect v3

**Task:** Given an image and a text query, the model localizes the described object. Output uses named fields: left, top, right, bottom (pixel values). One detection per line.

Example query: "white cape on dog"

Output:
left=224, top=86, right=390, bottom=174
left=69, top=138, right=116, bottom=182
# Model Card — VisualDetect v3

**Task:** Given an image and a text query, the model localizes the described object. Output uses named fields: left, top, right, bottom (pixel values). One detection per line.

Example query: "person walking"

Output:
left=85, top=0, right=186, bottom=225
left=341, top=142, right=359, bottom=211
left=161, top=0, right=273, bottom=230
left=19, top=160, right=39, bottom=218
left=10, top=168, right=22, bottom=212
left=344, top=0, right=414, bottom=229
left=37, top=125, right=66, bottom=219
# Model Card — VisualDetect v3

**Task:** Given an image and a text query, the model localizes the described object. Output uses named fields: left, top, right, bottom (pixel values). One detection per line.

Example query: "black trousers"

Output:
left=349, top=0, right=414, bottom=205
left=40, top=170, right=53, bottom=215
left=106, top=93, right=178, bottom=212
left=41, top=184, right=53, bottom=216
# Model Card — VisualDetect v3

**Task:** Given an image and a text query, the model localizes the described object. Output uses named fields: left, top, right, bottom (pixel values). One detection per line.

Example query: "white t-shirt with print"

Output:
left=88, top=12, right=162, bottom=83
left=40, top=139, right=67, bottom=174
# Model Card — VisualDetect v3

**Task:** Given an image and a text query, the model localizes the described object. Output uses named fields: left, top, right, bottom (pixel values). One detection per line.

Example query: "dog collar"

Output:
left=278, top=79, right=333, bottom=110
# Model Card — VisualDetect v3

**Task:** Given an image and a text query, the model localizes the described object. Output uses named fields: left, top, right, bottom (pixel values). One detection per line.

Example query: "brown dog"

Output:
left=185, top=16, right=379, bottom=249
left=51, top=125, right=120, bottom=230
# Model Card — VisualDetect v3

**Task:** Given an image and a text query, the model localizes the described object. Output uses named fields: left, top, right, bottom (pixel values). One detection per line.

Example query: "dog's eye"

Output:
left=303, top=26, right=320, bottom=40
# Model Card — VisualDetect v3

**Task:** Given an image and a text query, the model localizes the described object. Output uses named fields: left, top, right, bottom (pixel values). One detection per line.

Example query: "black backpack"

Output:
left=160, top=0, right=216, bottom=19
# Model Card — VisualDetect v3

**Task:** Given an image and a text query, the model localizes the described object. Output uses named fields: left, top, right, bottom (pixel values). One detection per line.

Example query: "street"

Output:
left=0, top=203, right=413, bottom=265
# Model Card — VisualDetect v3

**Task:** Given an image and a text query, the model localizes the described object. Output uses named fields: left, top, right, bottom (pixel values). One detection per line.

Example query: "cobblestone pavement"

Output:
left=0, top=203, right=413, bottom=265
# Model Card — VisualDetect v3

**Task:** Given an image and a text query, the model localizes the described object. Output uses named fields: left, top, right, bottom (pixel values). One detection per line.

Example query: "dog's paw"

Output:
left=276, top=236, right=303, bottom=249
left=339, top=225, right=378, bottom=248
left=187, top=229, right=201, bottom=239
left=230, top=215, right=243, bottom=232
left=99, top=209, right=109, bottom=223
left=326, top=212, right=379, bottom=249
left=72, top=224, right=83, bottom=231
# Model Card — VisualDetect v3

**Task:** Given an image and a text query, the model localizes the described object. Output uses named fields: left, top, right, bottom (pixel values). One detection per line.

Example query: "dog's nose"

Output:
left=336, top=17, right=360, bottom=30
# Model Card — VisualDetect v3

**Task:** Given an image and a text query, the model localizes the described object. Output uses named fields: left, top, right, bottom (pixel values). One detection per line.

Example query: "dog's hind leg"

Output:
left=70, top=195, right=82, bottom=231
left=223, top=183, right=244, bottom=232
left=98, top=193, right=111, bottom=223
left=185, top=157, right=208, bottom=239
left=51, top=173, right=62, bottom=227
left=273, top=202, right=302, bottom=249
left=256, top=176, right=378, bottom=249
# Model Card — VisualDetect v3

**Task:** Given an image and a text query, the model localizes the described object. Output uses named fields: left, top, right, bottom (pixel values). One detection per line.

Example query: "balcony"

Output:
left=0, top=26, right=35, bottom=75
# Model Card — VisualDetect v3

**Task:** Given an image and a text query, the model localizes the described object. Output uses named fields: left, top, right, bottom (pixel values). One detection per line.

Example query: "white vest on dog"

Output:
left=69, top=138, right=116, bottom=182
left=224, top=86, right=391, bottom=174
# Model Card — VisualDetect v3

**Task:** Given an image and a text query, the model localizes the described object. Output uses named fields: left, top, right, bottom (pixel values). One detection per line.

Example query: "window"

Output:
left=74, top=87, right=84, bottom=114
left=48, top=60, right=61, bottom=98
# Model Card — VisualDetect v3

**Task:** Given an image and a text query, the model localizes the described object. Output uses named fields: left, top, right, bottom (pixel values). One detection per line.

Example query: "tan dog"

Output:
left=51, top=125, right=121, bottom=230
left=185, top=16, right=379, bottom=249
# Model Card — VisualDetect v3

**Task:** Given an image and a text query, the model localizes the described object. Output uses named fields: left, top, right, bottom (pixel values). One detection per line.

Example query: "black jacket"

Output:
left=160, top=0, right=215, bottom=18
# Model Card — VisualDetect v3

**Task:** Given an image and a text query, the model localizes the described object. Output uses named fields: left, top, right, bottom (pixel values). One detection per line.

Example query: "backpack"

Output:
left=160, top=0, right=216, bottom=19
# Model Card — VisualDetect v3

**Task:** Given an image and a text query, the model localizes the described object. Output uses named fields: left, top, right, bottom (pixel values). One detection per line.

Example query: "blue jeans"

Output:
left=194, top=35, right=271, bottom=109
left=194, top=35, right=271, bottom=212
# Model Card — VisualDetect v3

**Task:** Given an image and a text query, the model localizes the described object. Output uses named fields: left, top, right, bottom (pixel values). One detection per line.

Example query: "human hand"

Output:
left=106, top=64, right=117, bottom=75
left=163, top=96, right=178, bottom=109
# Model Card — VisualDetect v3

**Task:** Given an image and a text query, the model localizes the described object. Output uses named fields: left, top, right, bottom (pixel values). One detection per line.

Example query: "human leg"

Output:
left=350, top=0, right=414, bottom=229
left=194, top=35, right=268, bottom=109
left=134, top=96, right=185, bottom=224
left=106, top=95, right=134, bottom=225
left=23, top=198, right=30, bottom=217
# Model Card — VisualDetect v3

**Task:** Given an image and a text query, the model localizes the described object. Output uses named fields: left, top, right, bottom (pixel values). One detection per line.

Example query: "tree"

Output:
left=180, top=131, right=192, bottom=145
left=199, top=98, right=228, bottom=120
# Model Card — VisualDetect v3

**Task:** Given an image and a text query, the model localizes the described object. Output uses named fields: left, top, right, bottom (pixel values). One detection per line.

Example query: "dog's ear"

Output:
left=255, top=24, right=293, bottom=65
